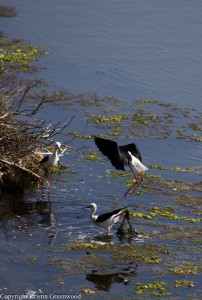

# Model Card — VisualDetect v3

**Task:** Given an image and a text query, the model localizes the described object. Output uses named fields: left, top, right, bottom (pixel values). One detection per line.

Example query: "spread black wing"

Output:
left=94, top=137, right=125, bottom=170
left=39, top=155, right=49, bottom=164
left=96, top=206, right=128, bottom=223
left=119, top=143, right=142, bottom=162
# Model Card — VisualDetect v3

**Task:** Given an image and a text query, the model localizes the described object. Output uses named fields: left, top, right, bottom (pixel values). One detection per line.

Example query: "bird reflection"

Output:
left=35, top=200, right=55, bottom=226
left=93, top=234, right=113, bottom=243
left=86, top=263, right=137, bottom=291
left=0, top=192, right=57, bottom=244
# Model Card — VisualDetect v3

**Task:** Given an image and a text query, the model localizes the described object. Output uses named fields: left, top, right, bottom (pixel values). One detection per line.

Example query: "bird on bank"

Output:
left=86, top=203, right=129, bottom=235
left=39, top=141, right=61, bottom=170
left=39, top=141, right=61, bottom=185
left=94, top=137, right=148, bottom=199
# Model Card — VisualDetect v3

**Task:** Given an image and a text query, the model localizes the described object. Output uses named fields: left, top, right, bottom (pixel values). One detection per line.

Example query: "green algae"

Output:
left=90, top=113, right=129, bottom=124
left=130, top=211, right=153, bottom=220
left=107, top=126, right=122, bottom=136
left=69, top=131, right=92, bottom=139
left=174, top=195, right=202, bottom=208
left=169, top=263, right=198, bottom=276
left=134, top=281, right=171, bottom=297
left=0, top=38, right=47, bottom=73
left=149, top=165, right=166, bottom=170
left=69, top=241, right=113, bottom=250
left=174, top=280, right=195, bottom=288
left=27, top=257, right=38, bottom=264
left=81, top=288, right=96, bottom=295
left=149, top=207, right=202, bottom=223
left=110, top=171, right=129, bottom=178
left=65, top=242, right=169, bottom=271
left=132, top=111, right=159, bottom=127
left=84, top=150, right=99, bottom=161
left=139, top=174, right=202, bottom=195
left=136, top=99, right=159, bottom=104
left=170, top=166, right=201, bottom=173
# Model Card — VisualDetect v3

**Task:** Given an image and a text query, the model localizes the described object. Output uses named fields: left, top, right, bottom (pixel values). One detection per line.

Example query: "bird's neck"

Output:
left=53, top=147, right=58, bottom=156
left=91, top=211, right=97, bottom=222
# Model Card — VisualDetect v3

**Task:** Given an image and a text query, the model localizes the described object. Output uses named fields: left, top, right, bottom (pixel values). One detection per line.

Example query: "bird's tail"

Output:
left=135, top=161, right=148, bottom=173
left=113, top=206, right=129, bottom=219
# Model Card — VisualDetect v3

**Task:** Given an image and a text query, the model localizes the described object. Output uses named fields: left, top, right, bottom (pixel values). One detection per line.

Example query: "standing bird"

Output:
left=86, top=203, right=128, bottom=235
left=39, top=141, right=61, bottom=184
left=94, top=137, right=148, bottom=199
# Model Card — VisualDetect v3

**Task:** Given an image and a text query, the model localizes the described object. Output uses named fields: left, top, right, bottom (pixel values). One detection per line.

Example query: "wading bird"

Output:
left=39, top=141, right=61, bottom=185
left=94, top=137, right=148, bottom=199
left=86, top=203, right=129, bottom=235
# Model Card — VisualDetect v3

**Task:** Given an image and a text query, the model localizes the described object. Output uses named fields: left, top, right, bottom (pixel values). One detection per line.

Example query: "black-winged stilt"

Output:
left=86, top=203, right=129, bottom=235
left=39, top=141, right=61, bottom=184
left=94, top=137, right=148, bottom=198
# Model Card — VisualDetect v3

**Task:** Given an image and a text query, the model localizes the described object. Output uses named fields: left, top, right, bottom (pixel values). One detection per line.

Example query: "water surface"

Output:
left=0, top=1, right=202, bottom=298
left=1, top=0, right=202, bottom=108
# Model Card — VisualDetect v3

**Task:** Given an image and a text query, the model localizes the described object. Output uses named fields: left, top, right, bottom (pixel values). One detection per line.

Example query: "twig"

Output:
left=0, top=158, right=44, bottom=182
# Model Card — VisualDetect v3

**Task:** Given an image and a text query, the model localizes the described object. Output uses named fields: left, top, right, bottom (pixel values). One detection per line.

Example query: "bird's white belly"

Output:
left=43, top=156, right=59, bottom=169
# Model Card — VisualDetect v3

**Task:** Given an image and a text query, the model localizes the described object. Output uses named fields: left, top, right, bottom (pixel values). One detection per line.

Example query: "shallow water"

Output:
left=0, top=0, right=202, bottom=298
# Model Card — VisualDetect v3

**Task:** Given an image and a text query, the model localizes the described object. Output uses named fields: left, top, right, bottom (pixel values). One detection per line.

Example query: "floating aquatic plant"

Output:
left=110, top=171, right=130, bottom=178
left=0, top=38, right=47, bottom=72
left=169, top=264, right=198, bottom=276
left=130, top=211, right=152, bottom=220
left=107, top=126, right=122, bottom=136
left=134, top=281, right=171, bottom=297
left=69, top=241, right=113, bottom=250
left=149, top=207, right=202, bottom=223
left=149, top=165, right=166, bottom=170
left=27, top=257, right=38, bottom=264
left=69, top=131, right=92, bottom=139
left=136, top=99, right=159, bottom=104
left=81, top=288, right=96, bottom=295
left=174, top=280, right=195, bottom=288
left=90, top=113, right=129, bottom=124
left=84, top=150, right=100, bottom=161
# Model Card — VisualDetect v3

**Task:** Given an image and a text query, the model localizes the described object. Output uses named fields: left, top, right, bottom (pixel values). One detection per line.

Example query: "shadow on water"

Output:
left=86, top=264, right=137, bottom=292
left=0, top=191, right=53, bottom=223
left=0, top=190, right=58, bottom=244
left=92, top=231, right=139, bottom=245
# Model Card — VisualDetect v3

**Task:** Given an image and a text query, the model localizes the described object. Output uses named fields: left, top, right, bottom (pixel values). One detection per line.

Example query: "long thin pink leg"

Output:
left=47, top=174, right=52, bottom=189
left=132, top=174, right=144, bottom=194
left=122, top=172, right=144, bottom=199
left=122, top=180, right=139, bottom=199
left=129, top=166, right=138, bottom=179
left=122, top=167, right=138, bottom=199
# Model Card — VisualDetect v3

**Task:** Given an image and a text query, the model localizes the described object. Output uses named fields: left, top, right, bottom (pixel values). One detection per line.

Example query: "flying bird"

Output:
left=86, top=203, right=129, bottom=235
left=94, top=137, right=148, bottom=198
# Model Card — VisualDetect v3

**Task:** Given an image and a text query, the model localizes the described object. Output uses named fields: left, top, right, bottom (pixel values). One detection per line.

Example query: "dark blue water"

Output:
left=1, top=0, right=202, bottom=109
left=0, top=1, right=202, bottom=298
